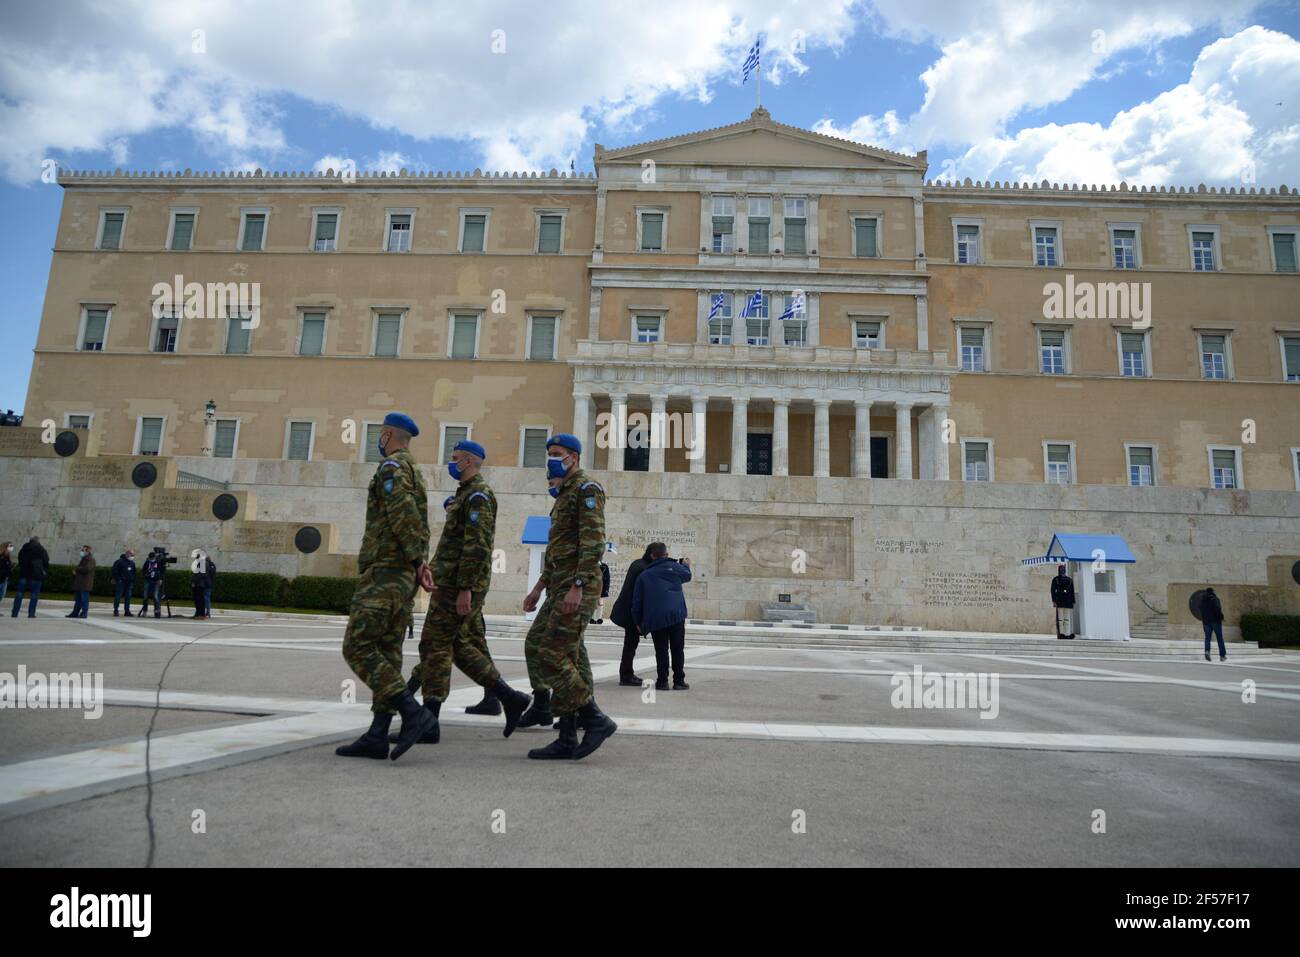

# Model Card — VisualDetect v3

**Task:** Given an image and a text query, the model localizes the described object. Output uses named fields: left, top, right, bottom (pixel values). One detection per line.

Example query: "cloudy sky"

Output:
left=1, top=0, right=1297, bottom=409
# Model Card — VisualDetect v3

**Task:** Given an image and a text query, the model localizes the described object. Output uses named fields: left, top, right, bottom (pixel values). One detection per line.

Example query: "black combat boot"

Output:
left=527, top=714, right=578, bottom=760
left=572, top=698, right=617, bottom=760
left=389, top=691, right=437, bottom=760
left=389, top=698, right=440, bottom=746
left=335, top=712, right=393, bottom=759
left=516, top=688, right=553, bottom=728
left=405, top=673, right=420, bottom=696
left=493, top=679, right=531, bottom=738
left=465, top=689, right=502, bottom=715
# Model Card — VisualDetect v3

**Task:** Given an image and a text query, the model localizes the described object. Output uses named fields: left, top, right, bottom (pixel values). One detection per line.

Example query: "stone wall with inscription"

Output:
left=1, top=452, right=1296, bottom=635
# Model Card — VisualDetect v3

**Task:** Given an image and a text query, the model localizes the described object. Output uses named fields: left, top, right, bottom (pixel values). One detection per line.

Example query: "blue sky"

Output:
left=2, top=0, right=1298, bottom=412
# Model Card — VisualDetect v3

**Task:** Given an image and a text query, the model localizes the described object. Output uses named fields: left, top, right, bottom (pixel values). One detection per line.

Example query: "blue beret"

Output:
left=546, top=433, right=581, bottom=455
left=442, top=495, right=455, bottom=509
left=382, top=412, right=419, bottom=437
left=453, top=439, right=486, bottom=460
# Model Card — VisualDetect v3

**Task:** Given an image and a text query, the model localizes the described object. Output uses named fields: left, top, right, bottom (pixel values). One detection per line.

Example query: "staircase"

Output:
left=1130, top=612, right=1169, bottom=640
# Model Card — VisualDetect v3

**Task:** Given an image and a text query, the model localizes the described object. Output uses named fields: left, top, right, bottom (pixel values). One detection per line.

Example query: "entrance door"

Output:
left=746, top=433, right=773, bottom=475
left=870, top=436, right=889, bottom=478
left=623, top=427, right=649, bottom=471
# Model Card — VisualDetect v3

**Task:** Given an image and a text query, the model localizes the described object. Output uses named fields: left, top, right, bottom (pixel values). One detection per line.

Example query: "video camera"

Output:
left=151, top=547, right=178, bottom=566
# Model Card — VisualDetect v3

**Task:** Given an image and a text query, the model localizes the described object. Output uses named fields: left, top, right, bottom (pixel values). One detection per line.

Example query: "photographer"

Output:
left=111, top=548, right=137, bottom=617
left=141, top=548, right=165, bottom=618
left=190, top=550, right=213, bottom=620
left=630, top=542, right=692, bottom=691
left=67, top=545, right=95, bottom=619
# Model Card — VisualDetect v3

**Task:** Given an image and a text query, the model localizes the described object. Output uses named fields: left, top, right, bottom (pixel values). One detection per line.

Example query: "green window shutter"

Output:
left=784, top=220, right=806, bottom=254
left=529, top=316, right=556, bottom=360
left=522, top=429, right=548, bottom=467
left=364, top=424, right=384, bottom=463
left=1202, top=334, right=1225, bottom=353
left=139, top=418, right=163, bottom=455
left=375, top=316, right=401, bottom=356
left=749, top=217, right=769, bottom=253
left=452, top=316, right=478, bottom=358
left=241, top=214, right=265, bottom=250
left=641, top=213, right=663, bottom=250
left=1212, top=449, right=1235, bottom=470
left=1129, top=446, right=1153, bottom=468
left=1120, top=333, right=1143, bottom=353
left=855, top=219, right=877, bottom=257
left=226, top=316, right=251, bottom=354
left=83, top=310, right=107, bottom=348
left=443, top=426, right=469, bottom=463
left=171, top=214, right=194, bottom=250
left=101, top=213, right=124, bottom=249
left=1284, top=337, right=1300, bottom=377
left=288, top=423, right=313, bottom=460
left=1274, top=235, right=1298, bottom=273
left=299, top=316, right=325, bottom=355
left=1040, top=329, right=1065, bottom=347
left=960, top=327, right=983, bottom=347
left=462, top=215, right=486, bottom=252
left=315, top=214, right=336, bottom=241
left=538, top=215, right=562, bottom=253
left=214, top=421, right=237, bottom=458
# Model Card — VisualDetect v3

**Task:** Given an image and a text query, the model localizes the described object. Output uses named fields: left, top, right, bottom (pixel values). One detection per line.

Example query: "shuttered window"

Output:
left=538, top=215, right=562, bottom=253
left=171, top=213, right=195, bottom=250
left=241, top=214, right=265, bottom=251
left=100, top=213, right=124, bottom=249
left=451, top=315, right=478, bottom=358
left=640, top=213, right=663, bottom=251
left=529, top=315, right=556, bottom=360
left=287, top=422, right=313, bottom=461
left=314, top=213, right=337, bottom=251
left=226, top=316, right=251, bottom=354
left=783, top=198, right=806, bottom=255
left=214, top=420, right=237, bottom=458
left=522, top=428, right=549, bottom=467
left=442, top=426, right=469, bottom=463
left=854, top=218, right=878, bottom=257
left=1274, top=233, right=1298, bottom=273
left=364, top=424, right=384, bottom=464
left=299, top=314, right=326, bottom=355
left=82, top=309, right=108, bottom=351
left=1127, top=446, right=1153, bottom=486
left=387, top=214, right=411, bottom=252
left=374, top=315, right=401, bottom=357
left=1284, top=337, right=1300, bottom=381
left=461, top=214, right=486, bottom=252
left=138, top=417, right=163, bottom=455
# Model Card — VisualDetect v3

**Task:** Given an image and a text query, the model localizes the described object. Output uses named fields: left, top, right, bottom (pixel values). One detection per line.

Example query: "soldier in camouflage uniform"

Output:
left=520, top=434, right=617, bottom=760
left=391, top=440, right=530, bottom=746
left=336, top=412, right=438, bottom=762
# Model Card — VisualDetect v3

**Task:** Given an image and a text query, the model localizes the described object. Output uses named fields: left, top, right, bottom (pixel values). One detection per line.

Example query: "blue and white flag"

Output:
left=778, top=289, right=806, bottom=321
left=742, top=38, right=761, bottom=83
left=739, top=289, right=764, bottom=318
left=708, top=293, right=726, bottom=320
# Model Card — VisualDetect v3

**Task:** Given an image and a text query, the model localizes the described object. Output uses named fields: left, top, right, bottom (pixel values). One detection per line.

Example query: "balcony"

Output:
left=572, top=339, right=955, bottom=372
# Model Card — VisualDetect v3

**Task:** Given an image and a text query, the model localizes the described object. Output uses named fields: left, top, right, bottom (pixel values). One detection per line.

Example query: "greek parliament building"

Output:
left=11, top=108, right=1300, bottom=632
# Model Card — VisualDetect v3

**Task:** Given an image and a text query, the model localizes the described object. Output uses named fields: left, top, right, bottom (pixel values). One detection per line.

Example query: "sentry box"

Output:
left=1021, top=533, right=1137, bottom=640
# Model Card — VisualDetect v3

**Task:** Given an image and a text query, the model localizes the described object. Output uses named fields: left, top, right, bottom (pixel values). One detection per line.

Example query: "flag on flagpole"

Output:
left=742, top=38, right=761, bottom=84
left=739, top=289, right=764, bottom=318
left=708, top=293, right=726, bottom=320
left=778, top=290, right=806, bottom=321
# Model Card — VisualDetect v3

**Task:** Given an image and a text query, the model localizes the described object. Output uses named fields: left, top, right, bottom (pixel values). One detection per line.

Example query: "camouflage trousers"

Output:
left=411, top=588, right=501, bottom=702
left=342, top=565, right=416, bottom=715
left=524, top=587, right=597, bottom=716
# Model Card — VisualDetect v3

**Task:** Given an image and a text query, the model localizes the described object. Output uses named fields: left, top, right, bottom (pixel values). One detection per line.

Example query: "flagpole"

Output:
left=756, top=43, right=762, bottom=110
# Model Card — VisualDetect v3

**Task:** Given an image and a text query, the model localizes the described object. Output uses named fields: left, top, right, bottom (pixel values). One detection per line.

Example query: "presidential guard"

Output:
left=519, top=434, right=617, bottom=760
left=336, top=412, right=437, bottom=761
left=392, top=439, right=530, bottom=746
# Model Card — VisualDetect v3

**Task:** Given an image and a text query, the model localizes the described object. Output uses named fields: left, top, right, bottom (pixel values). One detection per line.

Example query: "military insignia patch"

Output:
left=383, top=479, right=394, bottom=494
left=584, top=496, right=597, bottom=509
left=468, top=510, right=480, bottom=523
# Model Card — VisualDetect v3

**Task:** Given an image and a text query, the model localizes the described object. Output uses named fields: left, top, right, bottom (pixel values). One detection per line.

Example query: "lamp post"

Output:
left=202, top=399, right=217, bottom=457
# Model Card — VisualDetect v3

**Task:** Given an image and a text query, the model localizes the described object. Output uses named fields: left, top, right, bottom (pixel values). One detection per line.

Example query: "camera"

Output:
left=152, top=547, right=178, bottom=566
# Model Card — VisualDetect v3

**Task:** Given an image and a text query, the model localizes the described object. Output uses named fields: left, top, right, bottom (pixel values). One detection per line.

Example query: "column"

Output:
left=689, top=394, right=707, bottom=474
left=593, top=189, right=606, bottom=265
left=772, top=399, right=790, bottom=476
left=730, top=396, right=748, bottom=475
left=202, top=416, right=217, bottom=457
left=894, top=401, right=914, bottom=479
left=607, top=392, right=626, bottom=472
left=572, top=393, right=591, bottom=455
left=649, top=394, right=668, bottom=472
left=933, top=401, right=951, bottom=481
left=916, top=294, right=929, bottom=351
left=813, top=399, right=831, bottom=478
left=853, top=400, right=872, bottom=477
left=587, top=287, right=602, bottom=340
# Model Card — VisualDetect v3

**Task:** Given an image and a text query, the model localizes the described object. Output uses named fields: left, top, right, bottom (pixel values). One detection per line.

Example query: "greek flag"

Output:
left=708, top=293, right=726, bottom=320
left=778, top=290, right=806, bottom=321
left=739, top=289, right=764, bottom=318
left=742, top=38, right=761, bottom=83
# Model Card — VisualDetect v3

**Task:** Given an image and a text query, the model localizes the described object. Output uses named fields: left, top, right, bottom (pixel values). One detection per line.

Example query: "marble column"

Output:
left=607, top=392, right=627, bottom=472
left=689, top=394, right=707, bottom=474
left=813, top=399, right=831, bottom=478
left=572, top=393, right=591, bottom=456
left=649, top=394, right=668, bottom=472
left=918, top=409, right=934, bottom=481
left=894, top=401, right=914, bottom=479
left=731, top=396, right=748, bottom=475
left=933, top=402, right=951, bottom=481
left=853, top=400, right=872, bottom=478
left=772, top=398, right=790, bottom=476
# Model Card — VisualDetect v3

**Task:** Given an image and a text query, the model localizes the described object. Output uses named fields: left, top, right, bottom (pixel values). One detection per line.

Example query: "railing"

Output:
left=176, top=469, right=230, bottom=491
left=573, top=339, right=955, bottom=370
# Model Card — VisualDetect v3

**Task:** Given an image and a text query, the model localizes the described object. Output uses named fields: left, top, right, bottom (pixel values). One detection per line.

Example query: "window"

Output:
left=80, top=307, right=108, bottom=351
left=1039, top=329, right=1066, bottom=374
left=1293, top=448, right=1300, bottom=492
left=286, top=421, right=314, bottom=461
left=1034, top=226, right=1058, bottom=266
left=1283, top=336, right=1300, bottom=382
left=1045, top=443, right=1073, bottom=484
left=65, top=414, right=91, bottom=430
left=313, top=211, right=338, bottom=252
left=136, top=417, right=164, bottom=456
left=168, top=209, right=197, bottom=251
left=1127, top=445, right=1155, bottom=486
left=441, top=425, right=470, bottom=464
left=1120, top=332, right=1147, bottom=377
left=782, top=294, right=807, bottom=346
left=959, top=326, right=986, bottom=371
left=1270, top=229, right=1298, bottom=273
left=239, top=210, right=267, bottom=251
left=528, top=314, right=557, bottom=360
left=711, top=196, right=735, bottom=254
left=225, top=315, right=252, bottom=354
left=153, top=314, right=179, bottom=353
left=783, top=198, right=806, bottom=255
left=748, top=197, right=770, bottom=253
left=537, top=214, right=563, bottom=254
left=1190, top=228, right=1218, bottom=271
left=635, top=315, right=662, bottom=343
left=955, top=223, right=981, bottom=264
left=299, top=313, right=326, bottom=355
left=521, top=427, right=549, bottom=468
left=854, top=320, right=882, bottom=349
left=1199, top=333, right=1228, bottom=379
left=374, top=313, right=401, bottom=357
left=638, top=210, right=665, bottom=251
left=1112, top=227, right=1138, bottom=269
left=459, top=211, right=487, bottom=253
left=1094, top=571, right=1116, bottom=593
left=963, top=440, right=991, bottom=482
left=450, top=314, right=479, bottom=359
left=364, top=423, right=385, bottom=464
left=1210, top=447, right=1240, bottom=489
left=97, top=210, right=125, bottom=250
left=744, top=293, right=770, bottom=345
left=853, top=217, right=878, bottom=258
left=708, top=293, right=732, bottom=345
left=386, top=211, right=413, bottom=252
left=213, top=420, right=238, bottom=459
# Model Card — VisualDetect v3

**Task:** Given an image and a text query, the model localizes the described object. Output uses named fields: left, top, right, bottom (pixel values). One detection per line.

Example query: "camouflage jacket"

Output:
left=543, top=468, right=605, bottom=593
left=432, top=473, right=496, bottom=592
left=358, top=447, right=429, bottom=573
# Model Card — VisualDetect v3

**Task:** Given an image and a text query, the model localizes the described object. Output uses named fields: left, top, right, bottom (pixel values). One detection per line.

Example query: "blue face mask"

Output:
left=548, top=486, right=560, bottom=498
left=448, top=461, right=464, bottom=481
left=376, top=434, right=387, bottom=460
left=546, top=455, right=568, bottom=480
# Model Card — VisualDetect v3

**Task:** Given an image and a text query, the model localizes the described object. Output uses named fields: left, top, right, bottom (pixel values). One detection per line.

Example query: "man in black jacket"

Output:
left=609, top=546, right=655, bottom=686
left=10, top=536, right=50, bottom=618
left=1050, top=564, right=1076, bottom=640
left=112, top=550, right=137, bottom=617
left=1201, top=588, right=1227, bottom=662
